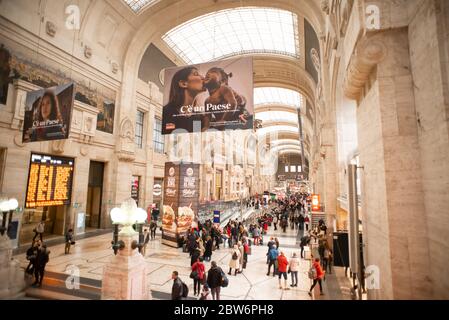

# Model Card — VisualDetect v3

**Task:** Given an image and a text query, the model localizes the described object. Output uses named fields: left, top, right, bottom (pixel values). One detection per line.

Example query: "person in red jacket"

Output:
left=308, top=257, right=325, bottom=296
left=277, top=251, right=289, bottom=290
left=192, top=257, right=206, bottom=296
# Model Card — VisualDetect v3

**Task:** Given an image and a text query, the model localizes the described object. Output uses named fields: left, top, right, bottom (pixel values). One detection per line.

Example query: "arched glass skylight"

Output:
left=256, top=111, right=299, bottom=124
left=270, top=139, right=301, bottom=147
left=162, top=7, right=299, bottom=64
left=257, top=125, right=299, bottom=136
left=254, top=87, right=302, bottom=108
left=123, top=0, right=160, bottom=13
left=270, top=145, right=301, bottom=152
left=279, top=149, right=302, bottom=155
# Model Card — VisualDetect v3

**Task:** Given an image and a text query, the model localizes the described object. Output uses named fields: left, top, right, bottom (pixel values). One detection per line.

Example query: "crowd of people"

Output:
left=172, top=192, right=335, bottom=300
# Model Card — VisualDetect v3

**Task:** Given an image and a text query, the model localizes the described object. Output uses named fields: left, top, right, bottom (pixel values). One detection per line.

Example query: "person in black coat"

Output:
left=32, top=243, right=50, bottom=287
left=207, top=261, right=224, bottom=300
left=204, top=236, right=213, bottom=262
left=191, top=247, right=201, bottom=266
left=171, top=271, right=183, bottom=300
left=25, top=241, right=39, bottom=275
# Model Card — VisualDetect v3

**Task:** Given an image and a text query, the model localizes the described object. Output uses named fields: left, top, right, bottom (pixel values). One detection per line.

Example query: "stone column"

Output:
left=101, top=233, right=151, bottom=300
left=345, top=30, right=433, bottom=299
left=0, top=233, right=25, bottom=299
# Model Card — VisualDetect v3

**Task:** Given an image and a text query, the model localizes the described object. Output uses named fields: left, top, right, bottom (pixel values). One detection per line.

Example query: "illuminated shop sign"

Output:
left=311, top=194, right=321, bottom=212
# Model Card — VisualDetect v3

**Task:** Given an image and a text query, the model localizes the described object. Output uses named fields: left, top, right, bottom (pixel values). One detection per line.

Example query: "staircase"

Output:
left=23, top=270, right=194, bottom=300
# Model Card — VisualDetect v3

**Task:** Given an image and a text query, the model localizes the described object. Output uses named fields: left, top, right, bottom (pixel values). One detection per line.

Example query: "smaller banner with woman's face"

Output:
left=22, top=83, right=75, bottom=143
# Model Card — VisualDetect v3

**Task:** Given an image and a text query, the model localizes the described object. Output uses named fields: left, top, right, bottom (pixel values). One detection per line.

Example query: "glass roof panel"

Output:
left=123, top=0, right=160, bottom=13
left=255, top=111, right=299, bottom=124
left=254, top=87, right=303, bottom=108
left=162, top=7, right=299, bottom=64
left=256, top=125, right=299, bottom=136
left=270, top=139, right=301, bottom=147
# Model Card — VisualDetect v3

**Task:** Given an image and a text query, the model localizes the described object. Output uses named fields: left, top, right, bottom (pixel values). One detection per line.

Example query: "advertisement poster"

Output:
left=22, top=83, right=75, bottom=143
left=162, top=57, right=253, bottom=134
left=162, top=162, right=199, bottom=247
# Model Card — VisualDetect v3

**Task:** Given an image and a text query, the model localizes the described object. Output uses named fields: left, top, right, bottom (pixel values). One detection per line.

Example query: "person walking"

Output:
left=171, top=271, right=184, bottom=300
left=228, top=244, right=240, bottom=276
left=32, top=243, right=50, bottom=287
left=277, top=251, right=289, bottom=290
left=64, top=229, right=74, bottom=254
left=207, top=261, right=224, bottom=300
left=300, top=234, right=311, bottom=259
left=150, top=219, right=157, bottom=240
left=304, top=215, right=310, bottom=231
left=308, top=258, right=325, bottom=297
left=238, top=241, right=245, bottom=274
left=191, top=257, right=206, bottom=296
left=267, top=246, right=279, bottom=277
left=252, top=226, right=260, bottom=246
left=191, top=247, right=201, bottom=266
left=324, top=246, right=333, bottom=274
left=204, top=236, right=213, bottom=262
left=32, top=220, right=45, bottom=242
left=289, top=252, right=300, bottom=287
left=199, top=284, right=212, bottom=300
left=142, top=227, right=150, bottom=256
left=25, top=241, right=38, bottom=276
left=273, top=214, right=278, bottom=231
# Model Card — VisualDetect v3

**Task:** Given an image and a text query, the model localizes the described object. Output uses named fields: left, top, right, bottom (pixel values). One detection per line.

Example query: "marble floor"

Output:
left=15, top=226, right=332, bottom=300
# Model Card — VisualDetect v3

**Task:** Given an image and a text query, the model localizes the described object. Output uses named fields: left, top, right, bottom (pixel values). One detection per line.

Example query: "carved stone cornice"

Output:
left=343, top=34, right=387, bottom=100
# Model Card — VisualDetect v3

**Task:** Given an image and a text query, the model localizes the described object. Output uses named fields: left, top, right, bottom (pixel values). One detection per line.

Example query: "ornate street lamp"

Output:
left=109, top=199, right=147, bottom=255
left=0, top=197, right=18, bottom=236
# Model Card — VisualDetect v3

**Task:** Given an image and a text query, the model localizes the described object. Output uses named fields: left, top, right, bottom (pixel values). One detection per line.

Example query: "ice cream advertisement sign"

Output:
left=162, top=162, right=200, bottom=247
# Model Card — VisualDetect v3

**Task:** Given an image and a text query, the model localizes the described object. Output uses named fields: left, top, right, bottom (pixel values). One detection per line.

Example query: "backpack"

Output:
left=308, top=266, right=317, bottom=279
left=220, top=269, right=229, bottom=287
left=269, top=249, right=278, bottom=260
left=232, top=251, right=238, bottom=260
left=181, top=281, right=189, bottom=298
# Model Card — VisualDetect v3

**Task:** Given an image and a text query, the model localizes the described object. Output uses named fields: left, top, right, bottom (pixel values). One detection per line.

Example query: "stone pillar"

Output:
left=346, top=30, right=433, bottom=299
left=0, top=233, right=25, bottom=299
left=101, top=234, right=151, bottom=300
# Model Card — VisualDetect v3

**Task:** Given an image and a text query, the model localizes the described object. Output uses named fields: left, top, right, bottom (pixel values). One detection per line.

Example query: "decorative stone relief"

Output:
left=80, top=146, right=88, bottom=156
left=52, top=139, right=66, bottom=154
left=84, top=46, right=92, bottom=59
left=111, top=61, right=119, bottom=74
left=13, top=134, right=25, bottom=148
left=71, top=109, right=83, bottom=132
left=82, top=112, right=97, bottom=136
left=321, top=0, right=330, bottom=14
left=116, top=117, right=135, bottom=162
left=344, top=35, right=387, bottom=99
left=45, top=21, right=56, bottom=37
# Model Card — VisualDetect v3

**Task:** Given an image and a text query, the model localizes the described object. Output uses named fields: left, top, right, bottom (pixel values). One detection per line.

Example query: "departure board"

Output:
left=25, top=153, right=75, bottom=208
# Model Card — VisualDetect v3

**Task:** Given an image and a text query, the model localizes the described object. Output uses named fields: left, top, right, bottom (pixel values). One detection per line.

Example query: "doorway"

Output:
left=86, top=161, right=104, bottom=229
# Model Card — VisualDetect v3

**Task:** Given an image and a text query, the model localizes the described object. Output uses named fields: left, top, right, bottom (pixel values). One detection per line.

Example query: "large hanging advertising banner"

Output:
left=162, top=57, right=253, bottom=134
left=22, top=83, right=75, bottom=143
left=162, top=162, right=200, bottom=247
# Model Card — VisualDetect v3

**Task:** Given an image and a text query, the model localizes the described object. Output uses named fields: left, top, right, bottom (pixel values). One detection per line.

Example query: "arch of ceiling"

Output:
left=113, top=0, right=323, bottom=119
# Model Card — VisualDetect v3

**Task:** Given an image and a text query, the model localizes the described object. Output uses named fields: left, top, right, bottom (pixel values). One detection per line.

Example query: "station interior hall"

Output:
left=0, top=0, right=448, bottom=301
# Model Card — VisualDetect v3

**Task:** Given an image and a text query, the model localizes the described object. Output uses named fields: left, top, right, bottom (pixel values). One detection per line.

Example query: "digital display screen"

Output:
left=25, top=153, right=74, bottom=208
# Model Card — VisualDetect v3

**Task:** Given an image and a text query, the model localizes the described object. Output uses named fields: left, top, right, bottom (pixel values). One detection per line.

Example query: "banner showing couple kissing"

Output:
left=162, top=57, right=253, bottom=135
left=162, top=162, right=200, bottom=247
